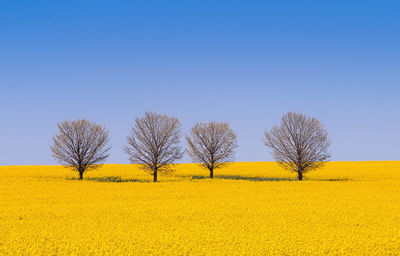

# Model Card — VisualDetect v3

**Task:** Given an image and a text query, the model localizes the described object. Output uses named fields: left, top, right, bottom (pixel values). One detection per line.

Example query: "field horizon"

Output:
left=2, top=160, right=400, bottom=182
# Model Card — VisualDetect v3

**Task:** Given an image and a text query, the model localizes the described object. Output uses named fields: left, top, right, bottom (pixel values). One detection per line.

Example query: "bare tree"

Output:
left=186, top=122, right=238, bottom=178
left=263, top=112, right=331, bottom=180
left=125, top=112, right=183, bottom=182
left=50, top=119, right=111, bottom=180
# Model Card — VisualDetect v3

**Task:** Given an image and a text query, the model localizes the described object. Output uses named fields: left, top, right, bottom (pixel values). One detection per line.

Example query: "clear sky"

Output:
left=1, top=0, right=399, bottom=165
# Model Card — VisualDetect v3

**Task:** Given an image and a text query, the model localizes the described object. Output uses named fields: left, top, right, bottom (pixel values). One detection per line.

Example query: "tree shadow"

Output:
left=191, top=175, right=294, bottom=182
left=66, top=175, right=351, bottom=183
left=191, top=175, right=351, bottom=182
left=66, top=176, right=151, bottom=183
left=311, top=178, right=350, bottom=182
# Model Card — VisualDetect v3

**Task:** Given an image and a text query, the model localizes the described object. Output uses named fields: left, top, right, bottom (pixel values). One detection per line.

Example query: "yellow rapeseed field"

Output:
left=1, top=162, right=400, bottom=255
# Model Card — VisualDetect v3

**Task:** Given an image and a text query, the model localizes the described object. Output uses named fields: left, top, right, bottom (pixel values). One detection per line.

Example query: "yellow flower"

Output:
left=1, top=161, right=399, bottom=255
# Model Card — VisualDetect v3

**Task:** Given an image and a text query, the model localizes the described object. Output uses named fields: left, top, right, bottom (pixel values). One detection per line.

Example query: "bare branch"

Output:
left=124, top=112, right=183, bottom=182
left=186, top=122, right=238, bottom=178
left=263, top=112, right=331, bottom=180
left=50, top=119, right=111, bottom=180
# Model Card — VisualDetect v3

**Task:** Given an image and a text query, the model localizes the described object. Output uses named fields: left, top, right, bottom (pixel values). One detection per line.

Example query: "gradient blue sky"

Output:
left=1, top=0, right=399, bottom=165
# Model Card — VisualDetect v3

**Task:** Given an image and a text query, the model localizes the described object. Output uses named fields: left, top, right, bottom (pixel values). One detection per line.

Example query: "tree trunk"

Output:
left=210, top=168, right=214, bottom=179
left=79, top=171, right=83, bottom=180
left=298, top=171, right=303, bottom=181
left=153, top=169, right=157, bottom=182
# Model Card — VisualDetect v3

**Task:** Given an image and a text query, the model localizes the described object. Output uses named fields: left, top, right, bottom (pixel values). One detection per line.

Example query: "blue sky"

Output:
left=0, top=0, right=399, bottom=165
